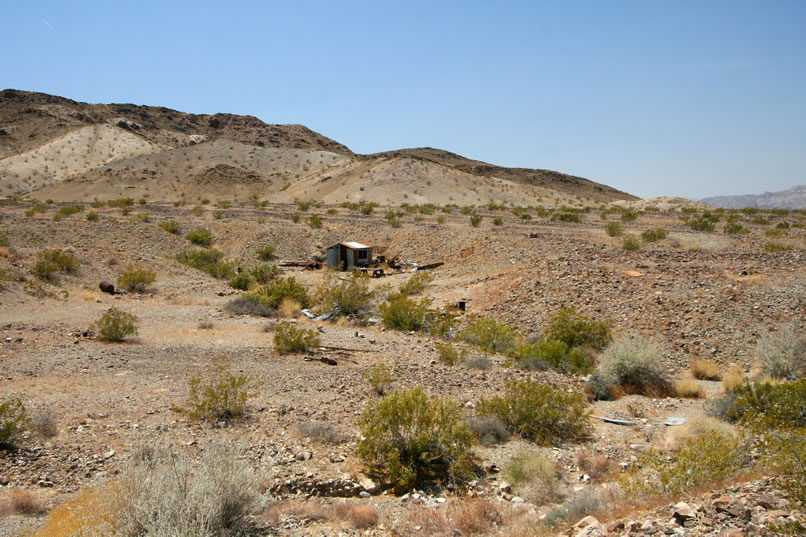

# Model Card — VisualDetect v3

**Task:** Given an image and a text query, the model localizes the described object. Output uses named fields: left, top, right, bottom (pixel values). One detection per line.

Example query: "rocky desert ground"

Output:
left=0, top=90, right=805, bottom=537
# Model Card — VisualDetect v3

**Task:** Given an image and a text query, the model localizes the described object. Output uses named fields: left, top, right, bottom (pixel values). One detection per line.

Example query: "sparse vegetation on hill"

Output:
left=93, top=307, right=139, bottom=342
left=31, top=249, right=80, bottom=282
left=0, top=397, right=30, bottom=448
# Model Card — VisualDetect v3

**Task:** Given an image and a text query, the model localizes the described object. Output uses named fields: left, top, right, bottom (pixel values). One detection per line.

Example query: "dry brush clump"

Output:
left=586, top=336, right=672, bottom=400
left=503, top=451, right=567, bottom=505
left=754, top=322, right=805, bottom=380
left=690, top=358, right=721, bottom=380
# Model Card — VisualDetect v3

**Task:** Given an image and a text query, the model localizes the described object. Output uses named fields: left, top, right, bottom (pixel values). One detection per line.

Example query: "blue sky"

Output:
left=3, top=1, right=804, bottom=199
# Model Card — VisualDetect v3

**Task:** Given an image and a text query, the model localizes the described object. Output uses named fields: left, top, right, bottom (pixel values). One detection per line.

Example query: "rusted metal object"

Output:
left=99, top=281, right=115, bottom=294
left=415, top=261, right=444, bottom=271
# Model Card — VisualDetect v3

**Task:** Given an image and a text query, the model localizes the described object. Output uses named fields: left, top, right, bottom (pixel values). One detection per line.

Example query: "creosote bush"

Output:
left=159, top=220, right=181, bottom=234
left=312, top=270, right=375, bottom=318
left=622, top=234, right=641, bottom=251
left=117, top=266, right=157, bottom=292
left=357, top=386, right=475, bottom=494
left=476, top=380, right=592, bottom=445
left=587, top=336, right=672, bottom=400
left=380, top=295, right=455, bottom=337
left=93, top=307, right=139, bottom=342
left=364, top=363, right=393, bottom=395
left=460, top=317, right=517, bottom=354
left=618, top=430, right=747, bottom=498
left=184, top=355, right=255, bottom=421
left=640, top=228, right=668, bottom=242
left=247, top=276, right=309, bottom=311
left=31, top=249, right=80, bottom=282
left=754, top=322, right=805, bottom=380
left=0, top=397, right=30, bottom=447
left=185, top=228, right=213, bottom=247
left=398, top=271, right=434, bottom=296
left=605, top=222, right=622, bottom=237
left=176, top=249, right=233, bottom=278
left=256, top=244, right=276, bottom=260
left=435, top=342, right=466, bottom=366
left=229, top=271, right=255, bottom=291
left=541, top=307, right=612, bottom=352
left=272, top=322, right=321, bottom=353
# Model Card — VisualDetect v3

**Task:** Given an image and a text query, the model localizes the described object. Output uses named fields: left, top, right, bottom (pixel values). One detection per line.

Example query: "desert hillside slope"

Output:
left=701, top=184, right=806, bottom=210
left=0, top=89, right=635, bottom=205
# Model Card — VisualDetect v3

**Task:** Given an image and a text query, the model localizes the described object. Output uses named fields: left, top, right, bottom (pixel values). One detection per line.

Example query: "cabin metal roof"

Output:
left=336, top=241, right=371, bottom=249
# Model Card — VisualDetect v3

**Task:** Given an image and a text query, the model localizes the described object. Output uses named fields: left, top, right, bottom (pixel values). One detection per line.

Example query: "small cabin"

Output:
left=326, top=241, right=373, bottom=270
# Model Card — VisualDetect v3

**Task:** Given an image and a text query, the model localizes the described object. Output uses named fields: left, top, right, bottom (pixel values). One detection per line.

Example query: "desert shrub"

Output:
left=184, top=356, right=255, bottom=421
left=159, top=220, right=181, bottom=234
left=229, top=272, right=256, bottom=291
left=117, top=266, right=157, bottom=292
left=509, top=340, right=590, bottom=374
left=540, top=489, right=612, bottom=529
left=724, top=222, right=749, bottom=235
left=380, top=296, right=455, bottom=336
left=764, top=241, right=793, bottom=252
left=298, top=421, right=347, bottom=444
left=552, top=212, right=582, bottom=223
left=398, top=271, right=434, bottom=296
left=467, top=415, right=509, bottom=446
left=664, top=415, right=737, bottom=451
left=185, top=228, right=213, bottom=247
left=108, top=198, right=134, bottom=208
left=605, top=222, right=622, bottom=237
left=176, top=248, right=233, bottom=278
left=460, top=317, right=517, bottom=354
left=622, top=234, right=641, bottom=250
left=356, top=386, right=475, bottom=494
left=307, top=214, right=323, bottom=228
left=722, top=365, right=745, bottom=391
left=86, top=211, right=99, bottom=221
left=332, top=503, right=379, bottom=528
left=53, top=205, right=84, bottom=221
left=249, top=263, right=279, bottom=284
left=504, top=452, right=566, bottom=505
left=364, top=363, right=393, bottom=395
left=273, top=322, right=321, bottom=353
left=641, top=228, right=668, bottom=242
left=754, top=322, right=805, bottom=379
left=5, top=489, right=47, bottom=515
left=0, top=397, right=30, bottom=447
left=674, top=378, right=703, bottom=398
left=723, top=380, right=806, bottom=428
left=688, top=215, right=716, bottom=232
left=541, top=307, right=612, bottom=352
left=93, top=307, right=139, bottom=342
left=31, top=249, right=80, bottom=282
left=435, top=342, right=466, bottom=366
left=29, top=409, right=58, bottom=438
left=493, top=217, right=503, bottom=226
left=224, top=296, right=275, bottom=317
left=476, top=380, right=592, bottom=445
left=465, top=356, right=493, bottom=370
left=251, top=276, right=309, bottom=310
left=0, top=234, right=8, bottom=247
left=690, top=358, right=721, bottom=380
left=620, top=211, right=638, bottom=222
left=619, top=430, right=747, bottom=498
left=588, top=336, right=672, bottom=399
left=256, top=244, right=276, bottom=260
left=312, top=270, right=375, bottom=317
left=469, top=214, right=482, bottom=227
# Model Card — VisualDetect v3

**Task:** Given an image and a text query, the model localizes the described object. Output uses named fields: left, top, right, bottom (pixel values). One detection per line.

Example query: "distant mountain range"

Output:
left=700, top=185, right=806, bottom=210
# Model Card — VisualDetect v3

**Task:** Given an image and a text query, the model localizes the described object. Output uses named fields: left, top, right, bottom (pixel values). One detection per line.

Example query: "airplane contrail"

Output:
left=43, top=20, right=53, bottom=29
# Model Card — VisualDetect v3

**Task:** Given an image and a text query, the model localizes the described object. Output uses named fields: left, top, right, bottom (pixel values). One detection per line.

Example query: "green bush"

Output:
left=620, top=211, right=638, bottom=222
left=229, top=272, right=256, bottom=291
left=251, top=276, right=309, bottom=310
left=364, top=363, right=393, bottom=395
left=605, top=222, right=622, bottom=237
left=52, top=205, right=83, bottom=221
left=185, top=355, right=255, bottom=421
left=312, top=270, right=375, bottom=317
left=476, top=380, right=592, bottom=445
left=0, top=397, right=30, bottom=447
left=541, top=308, right=612, bottom=352
left=618, top=430, right=746, bottom=498
left=435, top=342, right=466, bottom=366
left=0, top=234, right=8, bottom=247
left=493, top=217, right=503, bottom=226
left=185, top=228, right=213, bottom=247
left=380, top=296, right=455, bottom=336
left=272, top=322, right=321, bottom=353
left=256, top=244, right=276, bottom=260
left=308, top=214, right=323, bottom=229
left=93, top=307, right=139, bottom=342
left=552, top=212, right=581, bottom=223
left=688, top=215, right=716, bottom=232
left=356, top=387, right=475, bottom=494
left=159, top=220, right=181, bottom=234
left=108, top=198, right=134, bottom=208
left=587, top=336, right=671, bottom=399
left=117, top=266, right=157, bottom=292
left=249, top=263, right=279, bottom=284
left=176, top=249, right=233, bottom=278
left=470, top=214, right=482, bottom=227
left=724, top=380, right=806, bottom=428
left=398, top=272, right=434, bottom=296
left=460, top=317, right=517, bottom=354
left=724, top=223, right=749, bottom=235
left=224, top=296, right=275, bottom=317
left=764, top=242, right=793, bottom=253
left=754, top=322, right=805, bottom=379
left=622, top=234, right=641, bottom=250
left=640, top=228, right=668, bottom=242
left=85, top=211, right=99, bottom=222
left=504, top=452, right=566, bottom=505
left=31, top=249, right=80, bottom=282
left=509, top=340, right=591, bottom=375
